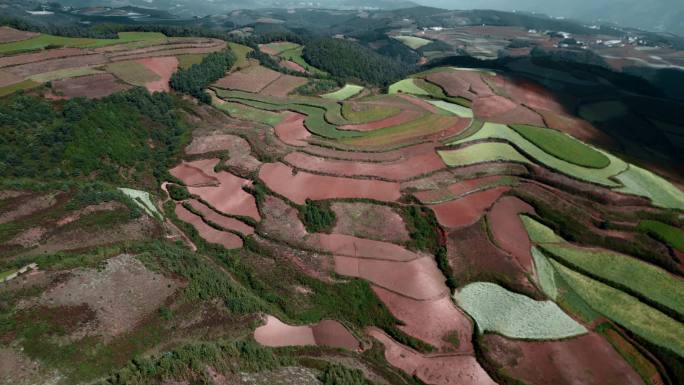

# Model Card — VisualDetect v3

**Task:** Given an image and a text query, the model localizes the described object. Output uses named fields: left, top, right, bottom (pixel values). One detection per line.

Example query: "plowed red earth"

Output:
left=413, top=175, right=504, bottom=204
left=334, top=255, right=448, bottom=300
left=172, top=159, right=260, bottom=221
left=185, top=199, right=254, bottom=235
left=373, top=286, right=474, bottom=353
left=258, top=162, right=401, bottom=204
left=331, top=202, right=410, bottom=242
left=6, top=54, right=108, bottom=77
left=51, top=73, right=131, bottom=99
left=280, top=60, right=306, bottom=73
left=136, top=56, right=178, bottom=93
left=0, top=70, right=23, bottom=87
left=340, top=109, right=422, bottom=131
left=487, top=196, right=535, bottom=271
left=486, top=105, right=545, bottom=126
left=283, top=151, right=445, bottom=181
left=0, top=26, right=38, bottom=43
left=274, top=111, right=310, bottom=146
left=490, top=75, right=566, bottom=113
left=175, top=204, right=243, bottom=249
left=481, top=333, right=645, bottom=385
left=309, top=233, right=424, bottom=261
left=303, top=142, right=436, bottom=163
left=213, top=65, right=281, bottom=92
left=259, top=74, right=307, bottom=97
left=0, top=48, right=85, bottom=68
left=254, top=315, right=359, bottom=350
left=396, top=94, right=441, bottom=114
left=429, top=186, right=510, bottom=228
left=472, top=95, right=517, bottom=117
left=368, top=328, right=497, bottom=385
left=425, top=71, right=494, bottom=100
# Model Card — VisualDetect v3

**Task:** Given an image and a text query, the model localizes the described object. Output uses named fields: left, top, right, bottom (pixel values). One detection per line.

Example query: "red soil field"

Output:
left=490, top=75, right=566, bottom=113
left=310, top=233, right=424, bottom=261
left=331, top=202, right=410, bottom=242
left=170, top=161, right=219, bottom=186
left=259, top=74, right=307, bottom=97
left=396, top=94, right=441, bottom=114
left=5, top=54, right=108, bottom=77
left=185, top=199, right=254, bottom=235
left=185, top=134, right=249, bottom=155
left=368, top=328, right=497, bottom=385
left=135, top=56, right=178, bottom=93
left=274, top=111, right=310, bottom=146
left=258, top=162, right=401, bottom=204
left=472, top=95, right=517, bottom=117
left=51, top=73, right=131, bottom=99
left=0, top=48, right=87, bottom=68
left=258, top=45, right=280, bottom=56
left=0, top=26, right=38, bottom=43
left=373, top=286, right=474, bottom=353
left=413, top=175, right=504, bottom=204
left=213, top=65, right=281, bottom=92
left=303, top=142, right=438, bottom=163
left=486, top=196, right=535, bottom=271
left=429, top=186, right=510, bottom=228
left=425, top=71, right=494, bottom=100
left=334, top=255, right=448, bottom=300
left=340, top=109, right=422, bottom=131
left=174, top=204, right=243, bottom=249
left=481, top=333, right=646, bottom=385
left=487, top=105, right=546, bottom=126
left=0, top=69, right=22, bottom=87
left=254, top=315, right=359, bottom=350
left=280, top=60, right=306, bottom=73
left=283, top=150, right=445, bottom=181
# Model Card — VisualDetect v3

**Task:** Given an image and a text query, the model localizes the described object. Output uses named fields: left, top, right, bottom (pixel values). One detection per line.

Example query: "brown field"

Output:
left=185, top=134, right=261, bottom=174
left=429, top=186, right=510, bottom=228
left=213, top=65, right=281, bottom=92
left=280, top=60, right=306, bottom=73
left=259, top=74, right=307, bottom=96
left=274, top=111, right=310, bottom=146
left=185, top=199, right=254, bottom=235
left=259, top=194, right=309, bottom=241
left=490, top=75, right=567, bottom=113
left=135, top=56, right=178, bottom=92
left=254, top=315, right=359, bottom=350
left=0, top=69, right=22, bottom=87
left=369, top=328, right=497, bottom=385
left=481, top=333, right=646, bottom=385
left=0, top=48, right=88, bottom=68
left=425, top=70, right=494, bottom=100
left=309, top=233, right=424, bottom=262
left=0, top=26, right=38, bottom=43
left=537, top=109, right=617, bottom=148
left=258, top=162, right=402, bottom=204
left=175, top=204, right=243, bottom=249
left=50, top=73, right=131, bottom=99
left=412, top=175, right=505, bottom=204
left=331, top=202, right=410, bottom=242
left=486, top=196, right=535, bottom=271
left=4, top=54, right=108, bottom=78
left=170, top=161, right=220, bottom=186
left=340, top=109, right=422, bottom=131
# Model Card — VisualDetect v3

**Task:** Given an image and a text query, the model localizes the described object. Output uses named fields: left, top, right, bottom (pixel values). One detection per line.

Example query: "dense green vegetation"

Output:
left=303, top=38, right=409, bottom=86
left=321, top=363, right=376, bottom=385
left=299, top=199, right=337, bottom=233
left=167, top=184, right=191, bottom=201
left=638, top=220, right=684, bottom=252
left=509, top=124, right=611, bottom=169
left=0, top=89, right=187, bottom=183
left=170, top=49, right=236, bottom=102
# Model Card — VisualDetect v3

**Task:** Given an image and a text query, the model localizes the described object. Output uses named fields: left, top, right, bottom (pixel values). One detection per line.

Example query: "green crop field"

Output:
left=0, top=79, right=40, bottom=97
left=261, top=41, right=301, bottom=55
left=177, top=54, right=208, bottom=69
left=520, top=215, right=566, bottom=244
left=542, top=244, right=684, bottom=316
left=28, top=67, right=104, bottom=83
left=0, top=32, right=166, bottom=55
left=279, top=46, right=327, bottom=75
left=553, top=262, right=684, bottom=357
left=509, top=124, right=611, bottom=168
left=118, top=188, right=161, bottom=219
left=388, top=78, right=431, bottom=96
left=228, top=42, right=253, bottom=70
left=454, top=281, right=587, bottom=339
left=215, top=101, right=283, bottom=126
left=392, top=35, right=432, bottom=49
left=532, top=246, right=560, bottom=300
left=615, top=165, right=684, bottom=210
left=638, top=220, right=684, bottom=252
left=446, top=122, right=627, bottom=187
left=339, top=113, right=455, bottom=148
left=428, top=100, right=474, bottom=118
left=322, top=84, right=364, bottom=100
left=106, top=61, right=160, bottom=86
left=341, top=100, right=401, bottom=124
left=438, top=141, right=531, bottom=167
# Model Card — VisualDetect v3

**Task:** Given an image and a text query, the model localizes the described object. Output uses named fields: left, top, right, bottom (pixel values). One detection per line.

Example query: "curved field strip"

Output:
left=413, top=175, right=507, bottom=204
left=637, top=220, right=684, bottom=252
left=445, top=122, right=627, bottom=187
left=454, top=282, right=587, bottom=339
left=339, top=109, right=421, bottom=132
left=487, top=196, right=535, bottom=271
left=428, top=100, right=474, bottom=118
left=429, top=186, right=510, bottom=228
left=27, top=67, right=104, bottom=83
left=392, top=35, right=432, bottom=49
left=214, top=100, right=283, bottom=126
left=541, top=244, right=684, bottom=316
left=311, top=233, right=424, bottom=262
left=274, top=111, right=309, bottom=146
left=552, top=261, right=684, bottom=357
left=0, top=32, right=166, bottom=55
left=185, top=199, right=254, bottom=236
left=0, top=79, right=40, bottom=97
left=105, top=60, right=160, bottom=87
left=509, top=124, right=611, bottom=169
left=338, top=114, right=461, bottom=148
left=531, top=247, right=560, bottom=300
left=213, top=65, right=281, bottom=93
left=341, top=100, right=401, bottom=124
left=614, top=165, right=684, bottom=210
left=175, top=204, right=243, bottom=249
left=254, top=315, right=359, bottom=350
left=322, top=84, right=364, bottom=100
left=439, top=141, right=531, bottom=167
left=259, top=42, right=300, bottom=55
left=520, top=215, right=565, bottom=244
left=388, top=78, right=431, bottom=96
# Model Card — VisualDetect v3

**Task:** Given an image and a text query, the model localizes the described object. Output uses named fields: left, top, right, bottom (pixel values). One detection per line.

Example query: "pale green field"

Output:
left=322, top=84, right=364, bottom=100
left=520, top=215, right=565, bottom=244
left=215, top=100, right=283, bottom=126
left=176, top=54, right=207, bottom=69
left=454, top=282, right=587, bottom=339
left=438, top=141, right=530, bottom=167
left=106, top=61, right=160, bottom=87
left=0, top=32, right=167, bottom=55
left=445, top=122, right=628, bottom=187
left=614, top=165, right=684, bottom=210
left=388, top=78, right=431, bottom=96
left=118, top=188, right=161, bottom=219
left=29, top=67, right=104, bottom=83
left=228, top=42, right=253, bottom=70
left=531, top=246, right=560, bottom=300
left=260, top=41, right=300, bottom=55
left=553, top=262, right=684, bottom=357
left=392, top=35, right=432, bottom=49
left=428, top=100, right=474, bottom=118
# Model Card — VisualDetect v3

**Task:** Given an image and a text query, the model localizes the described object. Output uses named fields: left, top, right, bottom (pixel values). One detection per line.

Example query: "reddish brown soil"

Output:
left=280, top=60, right=306, bottom=73
left=425, top=71, right=494, bottom=100
left=51, top=73, right=131, bottom=99
left=368, top=328, right=497, bottom=385
left=135, top=56, right=178, bottom=92
left=309, top=233, right=424, bottom=261
left=486, top=196, right=535, bottom=271
left=213, top=65, right=281, bottom=92
left=254, top=315, right=359, bottom=350
left=0, top=26, right=38, bottom=43
left=170, top=161, right=219, bottom=186
left=5, top=54, right=108, bottom=77
left=259, top=45, right=280, bottom=56
left=446, top=220, right=540, bottom=298
left=0, top=48, right=87, bottom=68
left=472, top=95, right=517, bottom=117
left=373, top=286, right=474, bottom=353
left=185, top=199, right=254, bottom=235
left=537, top=109, right=617, bottom=148
left=490, top=75, right=566, bottom=113
left=258, top=162, right=401, bottom=204
left=283, top=150, right=445, bottom=181
left=486, top=105, right=546, bottom=126
left=396, top=94, right=441, bottom=114
left=429, top=186, right=510, bottom=228
left=481, top=333, right=646, bottom=385
left=260, top=74, right=307, bottom=97
left=331, top=202, right=410, bottom=242
left=274, top=111, right=310, bottom=146
left=340, top=109, right=422, bottom=131
left=412, top=175, right=504, bottom=204
left=334, top=255, right=448, bottom=300
left=175, top=204, right=243, bottom=249
left=0, top=69, right=22, bottom=87
left=303, top=142, right=436, bottom=163
left=259, top=194, right=308, bottom=241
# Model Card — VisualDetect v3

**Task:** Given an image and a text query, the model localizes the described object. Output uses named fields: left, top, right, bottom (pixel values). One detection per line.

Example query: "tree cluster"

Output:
left=169, top=49, right=236, bottom=103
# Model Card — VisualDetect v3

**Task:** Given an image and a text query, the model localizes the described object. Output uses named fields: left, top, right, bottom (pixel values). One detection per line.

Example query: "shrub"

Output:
left=299, top=199, right=336, bottom=233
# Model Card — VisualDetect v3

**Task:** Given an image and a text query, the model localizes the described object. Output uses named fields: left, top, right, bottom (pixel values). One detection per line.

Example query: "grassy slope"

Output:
left=615, top=165, right=684, bottom=210
left=428, top=100, right=473, bottom=118
left=228, top=42, right=253, bottom=70
left=106, top=61, right=160, bottom=86
left=280, top=46, right=327, bottom=76
left=638, top=220, right=684, bottom=252
left=392, top=35, right=432, bottom=49
left=215, top=101, right=283, bottom=126
left=0, top=79, right=40, bottom=97
left=176, top=54, right=208, bottom=69
left=322, top=84, right=364, bottom=100
left=341, top=100, right=401, bottom=124
left=0, top=32, right=166, bottom=55
left=28, top=67, right=104, bottom=83
left=388, top=78, right=430, bottom=96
